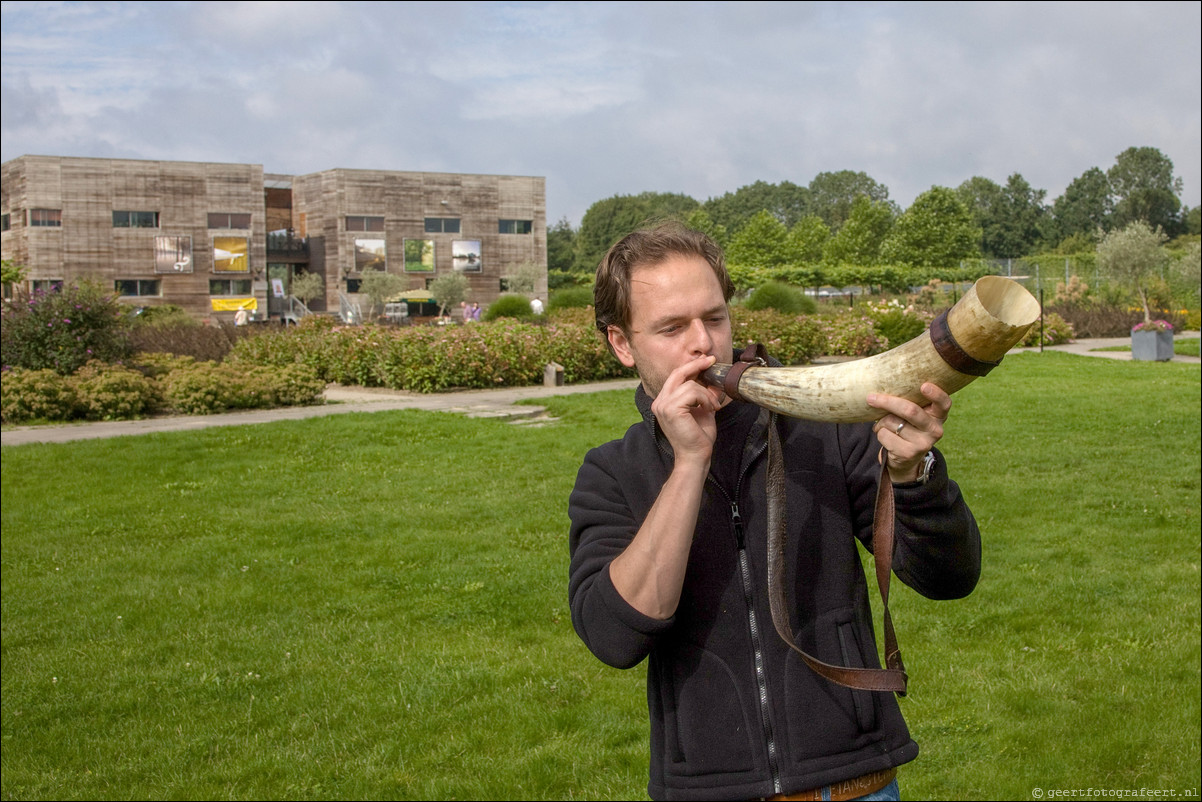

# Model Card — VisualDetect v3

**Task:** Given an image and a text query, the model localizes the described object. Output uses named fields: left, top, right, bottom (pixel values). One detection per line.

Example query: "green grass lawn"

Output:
left=2, top=353, right=1199, bottom=800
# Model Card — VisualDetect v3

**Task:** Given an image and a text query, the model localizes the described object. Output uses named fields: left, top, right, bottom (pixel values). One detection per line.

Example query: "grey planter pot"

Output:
left=1131, top=329, right=1174, bottom=361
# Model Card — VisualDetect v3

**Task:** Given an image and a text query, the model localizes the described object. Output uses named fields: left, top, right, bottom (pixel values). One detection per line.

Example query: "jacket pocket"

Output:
left=660, top=643, right=758, bottom=776
left=836, top=621, right=878, bottom=732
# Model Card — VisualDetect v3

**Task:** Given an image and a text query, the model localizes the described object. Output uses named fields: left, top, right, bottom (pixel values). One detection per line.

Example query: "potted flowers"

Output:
left=1130, top=319, right=1174, bottom=361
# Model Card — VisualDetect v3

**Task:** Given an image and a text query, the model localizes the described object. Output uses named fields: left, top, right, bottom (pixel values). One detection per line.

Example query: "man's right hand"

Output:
left=649, top=354, right=723, bottom=468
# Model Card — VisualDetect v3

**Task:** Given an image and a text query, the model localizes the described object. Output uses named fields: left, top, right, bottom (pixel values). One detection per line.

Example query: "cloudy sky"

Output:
left=2, top=1, right=1199, bottom=226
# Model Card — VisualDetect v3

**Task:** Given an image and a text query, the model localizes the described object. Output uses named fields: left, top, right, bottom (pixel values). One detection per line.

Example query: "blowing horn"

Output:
left=703, top=276, right=1040, bottom=422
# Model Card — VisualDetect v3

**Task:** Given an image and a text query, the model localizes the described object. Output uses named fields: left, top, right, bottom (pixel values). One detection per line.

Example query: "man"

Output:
left=568, top=222, right=980, bottom=801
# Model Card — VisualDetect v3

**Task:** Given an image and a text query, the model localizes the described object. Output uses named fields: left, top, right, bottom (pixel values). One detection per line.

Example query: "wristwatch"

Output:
left=915, top=451, right=936, bottom=484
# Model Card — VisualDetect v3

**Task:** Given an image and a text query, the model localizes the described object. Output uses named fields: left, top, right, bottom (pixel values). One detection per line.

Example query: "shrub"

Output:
left=161, top=361, right=323, bottom=414
left=130, top=304, right=193, bottom=328
left=128, top=318, right=252, bottom=362
left=548, top=286, right=594, bottom=311
left=744, top=282, right=814, bottom=315
left=818, top=315, right=888, bottom=357
left=1020, top=312, right=1075, bottom=347
left=863, top=300, right=931, bottom=349
left=483, top=294, right=535, bottom=322
left=0, top=368, right=78, bottom=423
left=730, top=309, right=826, bottom=365
left=1, top=282, right=132, bottom=374
left=71, top=361, right=162, bottom=420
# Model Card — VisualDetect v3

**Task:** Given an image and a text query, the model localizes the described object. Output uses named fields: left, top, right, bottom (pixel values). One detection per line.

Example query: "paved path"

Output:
left=3, top=335, right=1197, bottom=447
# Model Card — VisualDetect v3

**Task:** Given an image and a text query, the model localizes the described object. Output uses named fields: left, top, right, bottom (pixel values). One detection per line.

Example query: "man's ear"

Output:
left=607, top=325, right=637, bottom=368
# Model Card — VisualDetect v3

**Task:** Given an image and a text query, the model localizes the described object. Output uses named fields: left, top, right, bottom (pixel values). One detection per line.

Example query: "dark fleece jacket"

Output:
left=568, top=387, right=980, bottom=801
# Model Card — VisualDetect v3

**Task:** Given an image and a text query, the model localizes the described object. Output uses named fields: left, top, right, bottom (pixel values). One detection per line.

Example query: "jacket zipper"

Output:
left=653, top=412, right=783, bottom=793
left=729, top=497, right=783, bottom=795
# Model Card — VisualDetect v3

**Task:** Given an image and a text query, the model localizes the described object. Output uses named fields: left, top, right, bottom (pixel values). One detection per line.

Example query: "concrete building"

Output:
left=1, top=155, right=547, bottom=323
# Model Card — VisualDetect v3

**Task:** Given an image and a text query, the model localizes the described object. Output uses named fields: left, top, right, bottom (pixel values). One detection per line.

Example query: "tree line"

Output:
left=548, top=146, right=1200, bottom=288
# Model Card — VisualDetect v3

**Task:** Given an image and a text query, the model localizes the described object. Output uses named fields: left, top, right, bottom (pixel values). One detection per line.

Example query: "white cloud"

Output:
left=1, top=0, right=1198, bottom=226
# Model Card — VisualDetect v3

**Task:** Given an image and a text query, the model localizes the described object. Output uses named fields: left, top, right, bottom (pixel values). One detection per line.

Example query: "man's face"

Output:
left=606, top=254, right=734, bottom=398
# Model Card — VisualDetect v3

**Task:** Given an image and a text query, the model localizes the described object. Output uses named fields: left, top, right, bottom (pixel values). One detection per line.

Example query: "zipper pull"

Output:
left=731, top=502, right=745, bottom=549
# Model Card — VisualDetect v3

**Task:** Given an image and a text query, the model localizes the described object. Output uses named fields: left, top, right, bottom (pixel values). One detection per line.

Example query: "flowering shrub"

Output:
left=1019, top=313, right=1075, bottom=347
left=1, top=282, right=132, bottom=374
left=861, top=299, right=933, bottom=350
left=1131, top=319, right=1173, bottom=333
left=818, top=314, right=888, bottom=357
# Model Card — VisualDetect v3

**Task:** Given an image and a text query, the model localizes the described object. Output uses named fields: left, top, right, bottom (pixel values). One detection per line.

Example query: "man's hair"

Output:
left=593, top=222, right=734, bottom=347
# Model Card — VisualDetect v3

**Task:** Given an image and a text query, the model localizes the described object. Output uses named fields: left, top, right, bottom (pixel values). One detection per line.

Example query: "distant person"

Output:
left=470, top=302, right=481, bottom=321
left=530, top=297, right=544, bottom=315
left=234, top=308, right=249, bottom=326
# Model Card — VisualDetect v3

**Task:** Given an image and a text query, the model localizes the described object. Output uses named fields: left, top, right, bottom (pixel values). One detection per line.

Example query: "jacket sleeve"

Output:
left=841, top=423, right=982, bottom=600
left=567, top=446, right=675, bottom=669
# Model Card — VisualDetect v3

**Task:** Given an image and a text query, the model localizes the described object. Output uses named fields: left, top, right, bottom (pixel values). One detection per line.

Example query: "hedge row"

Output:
left=1, top=357, right=325, bottom=424
left=224, top=308, right=852, bottom=393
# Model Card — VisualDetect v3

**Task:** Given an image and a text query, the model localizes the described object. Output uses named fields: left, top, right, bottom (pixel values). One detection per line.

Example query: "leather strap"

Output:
left=723, top=343, right=767, bottom=402
left=765, top=385, right=908, bottom=695
left=930, top=310, right=1001, bottom=377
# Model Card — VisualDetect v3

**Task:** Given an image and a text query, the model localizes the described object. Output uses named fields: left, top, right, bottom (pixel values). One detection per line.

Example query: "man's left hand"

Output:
left=867, top=382, right=951, bottom=483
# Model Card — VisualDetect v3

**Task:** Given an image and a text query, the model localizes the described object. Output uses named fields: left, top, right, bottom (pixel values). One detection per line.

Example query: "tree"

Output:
left=701, top=180, right=810, bottom=232
left=807, top=170, right=892, bottom=232
left=357, top=269, right=405, bottom=318
left=957, top=173, right=1047, bottom=258
left=573, top=192, right=700, bottom=273
left=291, top=271, right=325, bottom=307
left=726, top=210, right=790, bottom=269
left=684, top=208, right=729, bottom=251
left=546, top=217, right=577, bottom=273
left=502, top=261, right=542, bottom=295
left=881, top=187, right=980, bottom=269
left=821, top=197, right=894, bottom=265
left=1107, top=146, right=1184, bottom=235
left=785, top=215, right=831, bottom=264
left=1050, top=167, right=1113, bottom=243
left=1095, top=221, right=1168, bottom=324
left=1185, top=206, right=1201, bottom=236
left=429, top=272, right=468, bottom=317
left=2, top=259, right=28, bottom=287
left=1171, top=240, right=1200, bottom=307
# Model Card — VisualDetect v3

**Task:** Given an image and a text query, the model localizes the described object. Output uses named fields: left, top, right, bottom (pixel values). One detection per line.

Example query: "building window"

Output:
left=115, top=279, right=161, bottom=297
left=32, top=279, right=64, bottom=293
left=424, top=217, right=460, bottom=233
left=30, top=209, right=62, bottom=227
left=2, top=213, right=10, bottom=232
left=113, top=211, right=160, bottom=228
left=345, top=278, right=362, bottom=293
left=210, top=278, right=254, bottom=296
left=346, top=215, right=384, bottom=232
left=498, top=219, right=533, bottom=234
left=207, top=212, right=252, bottom=229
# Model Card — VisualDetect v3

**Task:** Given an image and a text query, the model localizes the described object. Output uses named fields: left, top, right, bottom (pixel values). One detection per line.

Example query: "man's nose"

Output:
left=685, top=319, right=713, bottom=355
